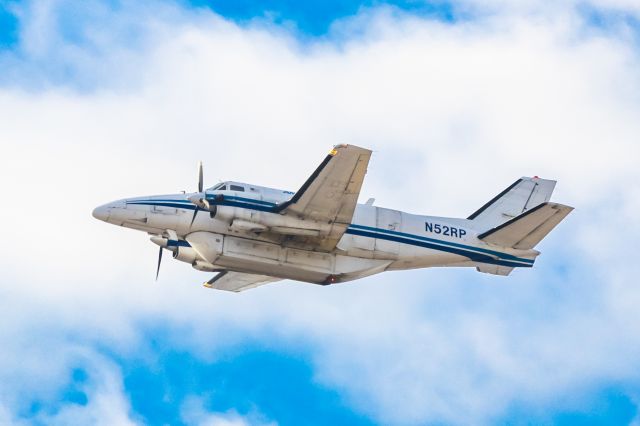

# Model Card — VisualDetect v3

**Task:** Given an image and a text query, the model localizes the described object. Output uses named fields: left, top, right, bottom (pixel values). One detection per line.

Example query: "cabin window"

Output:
left=230, top=184, right=245, bottom=192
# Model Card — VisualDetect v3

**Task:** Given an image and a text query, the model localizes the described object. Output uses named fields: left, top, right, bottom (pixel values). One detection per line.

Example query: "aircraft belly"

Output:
left=388, top=249, right=472, bottom=271
left=187, top=232, right=390, bottom=284
left=212, top=259, right=329, bottom=284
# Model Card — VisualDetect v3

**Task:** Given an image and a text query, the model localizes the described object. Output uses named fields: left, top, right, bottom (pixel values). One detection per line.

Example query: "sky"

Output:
left=0, top=0, right=640, bottom=424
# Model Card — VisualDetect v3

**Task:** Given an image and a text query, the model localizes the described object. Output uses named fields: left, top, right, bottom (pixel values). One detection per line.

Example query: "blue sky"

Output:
left=0, top=3, right=18, bottom=48
left=1, top=0, right=640, bottom=425
left=184, top=0, right=454, bottom=33
left=0, top=0, right=447, bottom=49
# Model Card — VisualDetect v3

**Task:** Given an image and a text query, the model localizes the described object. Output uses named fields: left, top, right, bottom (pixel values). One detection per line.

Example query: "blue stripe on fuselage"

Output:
left=212, top=200, right=276, bottom=212
left=126, top=199, right=533, bottom=267
left=127, top=201, right=196, bottom=210
left=206, top=195, right=278, bottom=207
left=345, top=227, right=532, bottom=268
left=347, top=224, right=534, bottom=265
left=127, top=196, right=278, bottom=212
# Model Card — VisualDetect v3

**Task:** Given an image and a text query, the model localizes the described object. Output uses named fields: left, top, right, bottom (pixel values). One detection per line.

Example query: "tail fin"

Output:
left=477, top=202, right=573, bottom=250
left=468, top=177, right=557, bottom=229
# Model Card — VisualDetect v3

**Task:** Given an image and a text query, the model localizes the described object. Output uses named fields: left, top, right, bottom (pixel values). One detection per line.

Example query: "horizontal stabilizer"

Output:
left=478, top=202, right=573, bottom=249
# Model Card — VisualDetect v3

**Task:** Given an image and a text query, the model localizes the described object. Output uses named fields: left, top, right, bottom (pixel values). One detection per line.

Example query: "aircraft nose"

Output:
left=92, top=204, right=110, bottom=222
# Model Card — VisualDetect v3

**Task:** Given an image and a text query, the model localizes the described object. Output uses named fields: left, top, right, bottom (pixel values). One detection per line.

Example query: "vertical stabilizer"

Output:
left=467, top=177, right=556, bottom=230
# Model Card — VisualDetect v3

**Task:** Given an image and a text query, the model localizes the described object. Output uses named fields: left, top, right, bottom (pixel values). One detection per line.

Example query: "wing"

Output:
left=203, top=271, right=281, bottom=292
left=274, top=144, right=372, bottom=251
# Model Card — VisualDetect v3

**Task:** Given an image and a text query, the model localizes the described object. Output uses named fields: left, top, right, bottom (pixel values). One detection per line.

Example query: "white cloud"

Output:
left=0, top=342, right=139, bottom=426
left=32, top=358, right=139, bottom=426
left=449, top=0, right=640, bottom=17
left=0, top=0, right=640, bottom=424
left=180, top=396, right=276, bottom=426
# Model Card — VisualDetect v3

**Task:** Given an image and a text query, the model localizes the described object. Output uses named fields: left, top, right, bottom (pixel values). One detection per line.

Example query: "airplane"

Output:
left=93, top=145, right=573, bottom=292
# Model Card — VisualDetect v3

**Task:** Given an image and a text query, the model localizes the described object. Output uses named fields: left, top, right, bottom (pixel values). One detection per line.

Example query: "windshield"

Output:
left=209, top=182, right=226, bottom=191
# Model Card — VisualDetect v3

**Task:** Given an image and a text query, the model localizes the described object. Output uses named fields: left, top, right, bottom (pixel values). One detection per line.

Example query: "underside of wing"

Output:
left=274, top=144, right=372, bottom=251
left=204, top=271, right=281, bottom=292
left=476, top=264, right=514, bottom=276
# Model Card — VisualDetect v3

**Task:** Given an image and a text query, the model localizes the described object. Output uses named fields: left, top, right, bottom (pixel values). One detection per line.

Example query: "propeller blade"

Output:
left=155, top=246, right=163, bottom=281
left=198, top=161, right=203, bottom=193
left=190, top=206, right=200, bottom=227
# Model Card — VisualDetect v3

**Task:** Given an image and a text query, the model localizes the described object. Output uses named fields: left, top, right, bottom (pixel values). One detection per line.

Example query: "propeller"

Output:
left=155, top=245, right=163, bottom=281
left=189, top=161, right=218, bottom=226
left=191, top=161, right=205, bottom=226
left=190, top=205, right=200, bottom=227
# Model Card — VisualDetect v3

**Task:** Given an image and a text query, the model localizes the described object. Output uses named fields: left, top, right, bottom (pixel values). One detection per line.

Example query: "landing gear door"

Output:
left=375, top=207, right=401, bottom=256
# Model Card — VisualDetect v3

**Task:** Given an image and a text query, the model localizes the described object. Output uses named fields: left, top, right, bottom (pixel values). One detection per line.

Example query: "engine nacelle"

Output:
left=190, top=194, right=336, bottom=237
left=150, top=236, right=171, bottom=248
left=188, top=193, right=219, bottom=218
left=173, top=246, right=198, bottom=263
left=192, top=260, right=220, bottom=272
left=215, top=203, right=333, bottom=236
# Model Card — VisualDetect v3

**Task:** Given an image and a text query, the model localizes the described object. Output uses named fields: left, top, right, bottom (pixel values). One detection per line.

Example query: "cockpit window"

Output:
left=230, top=184, right=245, bottom=192
left=211, top=183, right=226, bottom=191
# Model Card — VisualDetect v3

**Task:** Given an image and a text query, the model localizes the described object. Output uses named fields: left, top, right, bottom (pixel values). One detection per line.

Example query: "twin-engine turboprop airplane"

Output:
left=93, top=145, right=573, bottom=292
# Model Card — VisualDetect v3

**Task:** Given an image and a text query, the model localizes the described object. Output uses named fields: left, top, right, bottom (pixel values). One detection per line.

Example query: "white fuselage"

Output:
left=93, top=182, right=538, bottom=285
